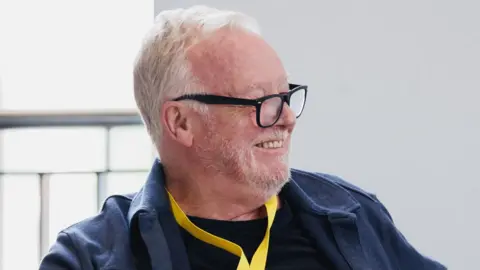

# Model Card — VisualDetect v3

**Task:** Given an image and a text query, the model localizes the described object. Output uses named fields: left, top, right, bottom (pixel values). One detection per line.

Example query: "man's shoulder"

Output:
left=290, top=169, right=447, bottom=270
left=290, top=168, right=379, bottom=204
left=61, top=193, right=136, bottom=245
left=288, top=168, right=393, bottom=219
left=41, top=194, right=138, bottom=269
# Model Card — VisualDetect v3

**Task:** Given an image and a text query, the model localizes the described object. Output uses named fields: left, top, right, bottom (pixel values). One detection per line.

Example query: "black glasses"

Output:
left=173, top=84, right=308, bottom=128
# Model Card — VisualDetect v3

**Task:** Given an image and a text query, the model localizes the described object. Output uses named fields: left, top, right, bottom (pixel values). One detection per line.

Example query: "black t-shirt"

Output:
left=179, top=200, right=336, bottom=270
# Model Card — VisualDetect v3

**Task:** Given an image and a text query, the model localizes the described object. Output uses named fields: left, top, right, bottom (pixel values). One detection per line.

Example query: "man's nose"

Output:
left=275, top=103, right=296, bottom=128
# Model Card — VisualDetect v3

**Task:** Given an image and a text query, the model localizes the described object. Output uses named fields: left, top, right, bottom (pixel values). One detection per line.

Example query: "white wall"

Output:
left=155, top=1, right=480, bottom=269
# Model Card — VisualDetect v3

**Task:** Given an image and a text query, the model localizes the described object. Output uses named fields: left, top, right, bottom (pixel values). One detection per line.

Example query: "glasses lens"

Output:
left=259, top=96, right=283, bottom=126
left=289, top=89, right=306, bottom=117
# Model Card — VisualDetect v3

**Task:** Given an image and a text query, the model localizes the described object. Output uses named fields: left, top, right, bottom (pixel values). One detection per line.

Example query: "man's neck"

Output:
left=164, top=170, right=275, bottom=221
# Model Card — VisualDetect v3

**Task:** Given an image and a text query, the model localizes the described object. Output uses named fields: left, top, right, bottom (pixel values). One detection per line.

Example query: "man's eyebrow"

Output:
left=277, top=78, right=290, bottom=92
left=243, top=85, right=266, bottom=99
left=245, top=83, right=266, bottom=92
left=245, top=76, right=290, bottom=93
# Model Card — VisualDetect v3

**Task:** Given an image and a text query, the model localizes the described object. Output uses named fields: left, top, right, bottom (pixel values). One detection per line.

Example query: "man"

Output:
left=40, top=5, right=446, bottom=270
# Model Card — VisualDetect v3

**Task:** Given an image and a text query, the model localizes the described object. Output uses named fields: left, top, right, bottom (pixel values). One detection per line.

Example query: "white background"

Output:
left=153, top=1, right=480, bottom=269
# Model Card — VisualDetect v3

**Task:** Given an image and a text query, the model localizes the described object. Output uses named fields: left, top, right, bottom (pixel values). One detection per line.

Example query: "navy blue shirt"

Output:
left=39, top=160, right=447, bottom=270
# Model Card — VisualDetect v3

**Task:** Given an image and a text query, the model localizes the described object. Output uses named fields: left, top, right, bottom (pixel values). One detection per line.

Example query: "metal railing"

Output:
left=0, top=110, right=142, bottom=129
left=0, top=110, right=146, bottom=269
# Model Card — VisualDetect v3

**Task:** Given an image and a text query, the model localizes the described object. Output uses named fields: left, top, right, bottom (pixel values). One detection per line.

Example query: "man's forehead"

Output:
left=187, top=28, right=287, bottom=96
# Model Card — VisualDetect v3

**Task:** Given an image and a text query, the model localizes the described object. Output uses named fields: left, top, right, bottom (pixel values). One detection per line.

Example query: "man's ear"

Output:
left=161, top=101, right=194, bottom=147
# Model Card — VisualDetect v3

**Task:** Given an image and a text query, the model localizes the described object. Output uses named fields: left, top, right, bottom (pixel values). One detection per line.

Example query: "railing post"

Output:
left=39, top=173, right=51, bottom=262
left=96, top=127, right=111, bottom=210
left=96, top=172, right=107, bottom=211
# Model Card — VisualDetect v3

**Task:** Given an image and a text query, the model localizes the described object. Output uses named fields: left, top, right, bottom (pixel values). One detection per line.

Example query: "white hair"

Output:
left=133, top=5, right=262, bottom=151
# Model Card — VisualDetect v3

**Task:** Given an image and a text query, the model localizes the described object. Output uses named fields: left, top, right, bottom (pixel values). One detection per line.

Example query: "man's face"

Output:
left=187, top=28, right=297, bottom=194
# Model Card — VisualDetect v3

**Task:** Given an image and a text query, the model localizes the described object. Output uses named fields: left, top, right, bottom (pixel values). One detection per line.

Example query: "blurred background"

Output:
left=0, top=0, right=478, bottom=269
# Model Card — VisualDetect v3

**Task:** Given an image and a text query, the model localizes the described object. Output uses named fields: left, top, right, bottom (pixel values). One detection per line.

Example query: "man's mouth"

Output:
left=255, top=140, right=284, bottom=149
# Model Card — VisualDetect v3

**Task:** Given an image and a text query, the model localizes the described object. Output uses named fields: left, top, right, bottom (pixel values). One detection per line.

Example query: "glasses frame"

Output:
left=172, top=83, right=308, bottom=128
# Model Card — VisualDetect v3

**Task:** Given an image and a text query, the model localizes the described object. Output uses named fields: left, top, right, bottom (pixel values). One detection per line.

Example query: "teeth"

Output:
left=258, top=140, right=284, bottom=149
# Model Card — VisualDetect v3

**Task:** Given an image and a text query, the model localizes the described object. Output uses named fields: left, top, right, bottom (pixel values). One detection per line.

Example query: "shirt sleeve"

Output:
left=372, top=196, right=448, bottom=270
left=39, top=232, right=83, bottom=270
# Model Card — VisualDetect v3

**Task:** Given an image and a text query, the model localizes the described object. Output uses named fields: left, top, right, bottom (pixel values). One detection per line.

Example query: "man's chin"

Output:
left=245, top=164, right=290, bottom=194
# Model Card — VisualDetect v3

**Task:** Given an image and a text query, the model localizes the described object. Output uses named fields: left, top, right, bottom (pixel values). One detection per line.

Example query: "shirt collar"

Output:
left=127, top=159, right=170, bottom=226
left=128, top=160, right=360, bottom=228
left=283, top=169, right=360, bottom=217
